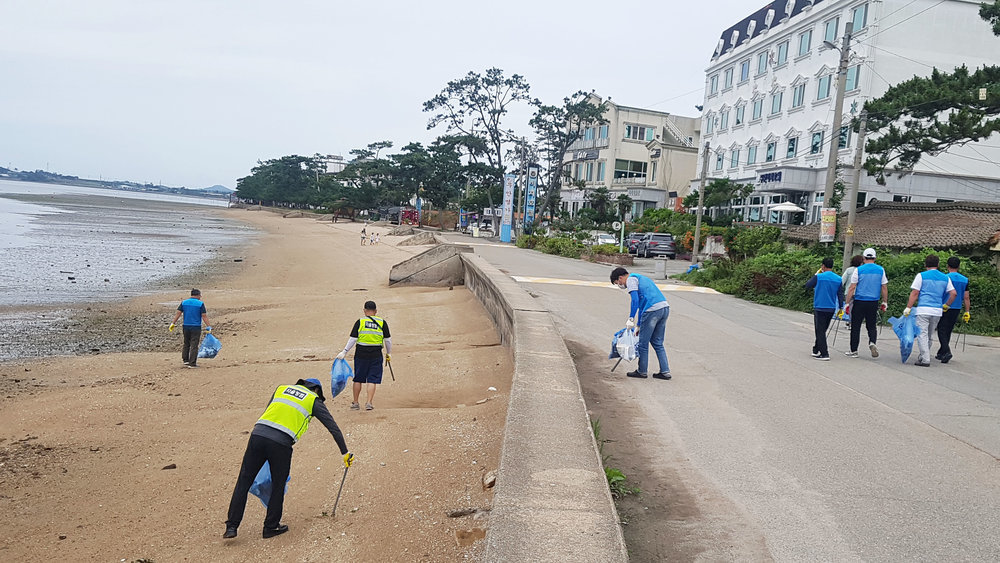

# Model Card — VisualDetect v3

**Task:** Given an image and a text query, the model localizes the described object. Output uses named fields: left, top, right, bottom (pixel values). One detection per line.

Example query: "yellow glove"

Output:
left=963, top=311, right=971, bottom=323
left=837, top=309, right=844, bottom=319
left=942, top=304, right=950, bottom=312
left=385, top=354, right=391, bottom=364
left=168, top=323, right=175, bottom=332
left=343, top=452, right=354, bottom=468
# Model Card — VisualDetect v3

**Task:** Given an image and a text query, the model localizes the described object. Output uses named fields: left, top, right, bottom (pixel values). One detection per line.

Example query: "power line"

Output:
left=861, top=0, right=948, bottom=42
left=645, top=86, right=706, bottom=109
left=864, top=44, right=936, bottom=70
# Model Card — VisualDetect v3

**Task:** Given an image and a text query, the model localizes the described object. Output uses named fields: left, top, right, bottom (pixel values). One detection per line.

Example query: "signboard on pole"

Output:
left=524, top=166, right=539, bottom=229
left=819, top=207, right=837, bottom=242
left=501, top=174, right=516, bottom=242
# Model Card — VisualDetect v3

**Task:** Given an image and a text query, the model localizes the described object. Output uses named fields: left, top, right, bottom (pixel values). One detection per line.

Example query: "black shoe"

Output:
left=652, top=372, right=672, bottom=380
left=223, top=525, right=237, bottom=539
left=914, top=362, right=931, bottom=367
left=625, top=370, right=648, bottom=378
left=262, top=524, right=289, bottom=538
left=939, top=353, right=952, bottom=364
left=934, top=354, right=942, bottom=360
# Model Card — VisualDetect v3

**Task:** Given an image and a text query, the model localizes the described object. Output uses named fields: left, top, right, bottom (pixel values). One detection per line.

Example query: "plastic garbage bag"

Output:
left=249, top=460, right=290, bottom=508
left=609, top=327, right=638, bottom=362
left=198, top=333, right=221, bottom=359
left=330, top=358, right=353, bottom=398
left=888, top=315, right=921, bottom=363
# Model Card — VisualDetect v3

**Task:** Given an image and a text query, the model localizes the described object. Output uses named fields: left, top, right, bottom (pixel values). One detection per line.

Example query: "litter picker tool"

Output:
left=611, top=357, right=623, bottom=372
left=332, top=465, right=349, bottom=517
left=385, top=356, right=395, bottom=381
left=828, top=314, right=842, bottom=347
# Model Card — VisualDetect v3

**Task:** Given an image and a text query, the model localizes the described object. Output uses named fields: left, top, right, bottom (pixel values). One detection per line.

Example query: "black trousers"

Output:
left=813, top=310, right=835, bottom=356
left=182, top=326, right=201, bottom=365
left=849, top=300, right=880, bottom=353
left=226, top=434, right=293, bottom=530
left=936, top=308, right=960, bottom=357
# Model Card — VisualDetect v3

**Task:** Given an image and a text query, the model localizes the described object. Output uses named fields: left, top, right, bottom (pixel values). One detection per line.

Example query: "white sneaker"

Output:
left=844, top=350, right=859, bottom=358
left=869, top=343, right=879, bottom=358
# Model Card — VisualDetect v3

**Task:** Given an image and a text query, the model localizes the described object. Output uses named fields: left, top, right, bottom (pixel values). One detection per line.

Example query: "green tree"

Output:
left=683, top=177, right=754, bottom=211
left=235, top=155, right=324, bottom=207
left=862, top=6, right=1000, bottom=182
left=585, top=186, right=614, bottom=225
left=615, top=193, right=634, bottom=220
left=337, top=141, right=396, bottom=212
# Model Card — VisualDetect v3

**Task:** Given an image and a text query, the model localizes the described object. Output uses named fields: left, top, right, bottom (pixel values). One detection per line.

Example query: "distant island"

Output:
left=0, top=167, right=233, bottom=200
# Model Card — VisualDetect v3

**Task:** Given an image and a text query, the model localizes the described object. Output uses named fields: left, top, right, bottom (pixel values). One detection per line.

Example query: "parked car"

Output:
left=626, top=232, right=643, bottom=254
left=594, top=233, right=618, bottom=246
left=636, top=233, right=676, bottom=259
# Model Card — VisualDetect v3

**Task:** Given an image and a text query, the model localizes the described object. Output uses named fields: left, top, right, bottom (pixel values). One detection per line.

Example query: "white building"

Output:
left=695, top=0, right=1000, bottom=225
left=561, top=95, right=700, bottom=219
left=319, top=154, right=346, bottom=175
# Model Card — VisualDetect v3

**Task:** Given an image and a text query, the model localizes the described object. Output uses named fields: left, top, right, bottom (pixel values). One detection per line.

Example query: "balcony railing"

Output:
left=612, top=176, right=648, bottom=185
left=568, top=137, right=611, bottom=151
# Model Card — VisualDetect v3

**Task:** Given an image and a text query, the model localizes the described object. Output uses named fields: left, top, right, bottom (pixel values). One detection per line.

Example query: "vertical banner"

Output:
left=819, top=207, right=837, bottom=242
left=524, top=166, right=539, bottom=229
left=501, top=174, right=516, bottom=242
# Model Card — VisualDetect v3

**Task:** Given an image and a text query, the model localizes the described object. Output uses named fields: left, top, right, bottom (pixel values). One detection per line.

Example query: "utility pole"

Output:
left=842, top=110, right=868, bottom=269
left=822, top=23, right=854, bottom=209
left=692, top=142, right=711, bottom=265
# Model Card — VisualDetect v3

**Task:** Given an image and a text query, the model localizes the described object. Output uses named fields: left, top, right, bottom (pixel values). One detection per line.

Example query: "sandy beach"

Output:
left=0, top=208, right=511, bottom=561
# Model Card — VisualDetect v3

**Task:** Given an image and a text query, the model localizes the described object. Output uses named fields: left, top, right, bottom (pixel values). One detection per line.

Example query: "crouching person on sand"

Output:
left=223, top=378, right=353, bottom=539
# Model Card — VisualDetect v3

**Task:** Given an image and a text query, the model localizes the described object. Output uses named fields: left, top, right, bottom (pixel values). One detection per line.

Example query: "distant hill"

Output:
left=202, top=184, right=234, bottom=194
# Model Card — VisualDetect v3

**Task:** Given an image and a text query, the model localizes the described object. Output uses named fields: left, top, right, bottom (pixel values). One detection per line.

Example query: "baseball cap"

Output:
left=863, top=248, right=877, bottom=258
left=296, top=378, right=326, bottom=401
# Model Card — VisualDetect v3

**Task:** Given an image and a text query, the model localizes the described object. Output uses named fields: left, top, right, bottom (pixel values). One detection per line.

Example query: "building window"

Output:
left=709, top=74, right=719, bottom=95
left=720, top=110, right=730, bottom=130
left=705, top=116, right=715, bottom=134
left=614, top=159, right=648, bottom=180
left=731, top=150, right=740, bottom=168
left=740, top=59, right=751, bottom=82
left=584, top=127, right=595, bottom=141
left=747, top=145, right=758, bottom=164
left=845, top=65, right=861, bottom=91
left=776, top=41, right=789, bottom=65
left=575, top=163, right=583, bottom=180
left=770, top=92, right=783, bottom=115
left=599, top=125, right=609, bottom=139
left=817, top=75, right=832, bottom=100
left=585, top=162, right=594, bottom=182
left=786, top=137, right=798, bottom=158
left=766, top=142, right=776, bottom=162
left=824, top=17, right=839, bottom=42
left=752, top=98, right=763, bottom=120
left=757, top=51, right=768, bottom=74
left=724, top=67, right=734, bottom=89
left=852, top=3, right=868, bottom=32
left=651, top=161, right=657, bottom=179
left=792, top=84, right=806, bottom=108
left=839, top=126, right=851, bottom=148
left=798, top=29, right=812, bottom=56
left=811, top=131, right=824, bottom=154
left=735, top=105, right=745, bottom=125
left=625, top=124, right=655, bottom=141
left=715, top=153, right=724, bottom=171
left=597, top=161, right=606, bottom=181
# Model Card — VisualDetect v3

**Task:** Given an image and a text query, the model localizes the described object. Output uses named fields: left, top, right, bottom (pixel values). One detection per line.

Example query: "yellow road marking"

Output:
left=510, top=276, right=719, bottom=294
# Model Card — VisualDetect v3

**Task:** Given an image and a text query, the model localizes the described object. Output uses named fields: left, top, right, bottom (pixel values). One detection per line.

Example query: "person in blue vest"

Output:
left=935, top=256, right=972, bottom=363
left=804, top=257, right=845, bottom=361
left=169, top=288, right=212, bottom=368
left=845, top=248, right=888, bottom=358
left=224, top=378, right=353, bottom=540
left=904, top=254, right=956, bottom=367
left=336, top=300, right=392, bottom=411
left=610, top=267, right=671, bottom=380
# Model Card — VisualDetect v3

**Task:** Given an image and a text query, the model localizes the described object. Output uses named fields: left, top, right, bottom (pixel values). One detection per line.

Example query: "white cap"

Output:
left=863, top=248, right=877, bottom=258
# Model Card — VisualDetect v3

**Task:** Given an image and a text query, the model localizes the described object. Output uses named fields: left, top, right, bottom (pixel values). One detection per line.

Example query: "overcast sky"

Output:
left=1, top=0, right=757, bottom=189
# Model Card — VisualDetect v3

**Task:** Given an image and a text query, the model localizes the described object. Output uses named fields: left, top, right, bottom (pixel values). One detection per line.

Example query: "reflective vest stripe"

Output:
left=271, top=397, right=311, bottom=418
left=256, top=419, right=298, bottom=439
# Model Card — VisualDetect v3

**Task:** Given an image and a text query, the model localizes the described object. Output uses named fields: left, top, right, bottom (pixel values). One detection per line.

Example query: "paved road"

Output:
left=443, top=233, right=1000, bottom=562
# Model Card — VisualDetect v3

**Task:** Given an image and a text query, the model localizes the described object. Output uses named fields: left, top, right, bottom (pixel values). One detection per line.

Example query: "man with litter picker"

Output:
left=336, top=300, right=392, bottom=411
left=845, top=248, right=888, bottom=359
left=223, top=378, right=353, bottom=539
left=804, top=257, right=844, bottom=361
left=935, top=256, right=971, bottom=364
left=610, top=267, right=671, bottom=380
left=904, top=254, right=956, bottom=367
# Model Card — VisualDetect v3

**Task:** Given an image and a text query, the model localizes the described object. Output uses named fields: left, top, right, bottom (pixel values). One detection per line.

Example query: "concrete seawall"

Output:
left=460, top=253, right=628, bottom=562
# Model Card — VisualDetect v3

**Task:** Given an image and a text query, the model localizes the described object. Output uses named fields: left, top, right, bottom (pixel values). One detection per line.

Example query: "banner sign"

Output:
left=524, top=166, right=539, bottom=228
left=819, top=207, right=837, bottom=242
left=501, top=174, right=516, bottom=242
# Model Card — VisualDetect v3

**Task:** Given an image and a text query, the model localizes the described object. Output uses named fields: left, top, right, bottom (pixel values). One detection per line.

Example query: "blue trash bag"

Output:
left=686, top=264, right=701, bottom=274
left=330, top=358, right=353, bottom=398
left=888, top=315, right=921, bottom=363
left=249, top=460, right=291, bottom=508
left=198, top=333, right=221, bottom=359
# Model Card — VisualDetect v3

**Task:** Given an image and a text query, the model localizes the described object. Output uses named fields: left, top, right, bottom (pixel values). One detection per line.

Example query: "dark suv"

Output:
left=626, top=232, right=643, bottom=254
left=637, top=233, right=676, bottom=259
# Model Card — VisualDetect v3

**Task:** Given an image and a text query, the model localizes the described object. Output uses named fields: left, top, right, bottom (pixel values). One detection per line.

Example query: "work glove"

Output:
left=844, top=304, right=851, bottom=316
left=206, top=326, right=212, bottom=333
left=336, top=351, right=346, bottom=361
left=168, top=323, right=175, bottom=333
left=625, top=318, right=635, bottom=330
left=815, top=267, right=823, bottom=275
left=836, top=309, right=844, bottom=319
left=385, top=354, right=391, bottom=364
left=963, top=311, right=971, bottom=323
left=942, top=304, right=950, bottom=312
left=880, top=302, right=888, bottom=312
left=343, top=452, right=354, bottom=468
left=903, top=307, right=911, bottom=316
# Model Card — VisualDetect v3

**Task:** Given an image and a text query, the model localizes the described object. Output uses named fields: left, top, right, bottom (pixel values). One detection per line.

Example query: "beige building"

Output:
left=561, top=95, right=700, bottom=219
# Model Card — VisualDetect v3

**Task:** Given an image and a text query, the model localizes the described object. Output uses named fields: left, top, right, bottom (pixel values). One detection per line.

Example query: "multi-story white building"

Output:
left=695, top=0, right=1000, bottom=225
left=561, top=95, right=700, bottom=219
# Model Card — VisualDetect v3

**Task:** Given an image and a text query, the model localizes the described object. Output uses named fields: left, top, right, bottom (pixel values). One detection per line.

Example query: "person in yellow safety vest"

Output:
left=223, top=378, right=353, bottom=540
left=336, top=300, right=392, bottom=411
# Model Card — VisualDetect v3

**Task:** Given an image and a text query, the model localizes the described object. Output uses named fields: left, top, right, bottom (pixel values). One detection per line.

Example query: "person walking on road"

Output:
left=904, top=254, right=956, bottom=367
left=935, top=256, right=971, bottom=364
left=169, top=288, right=212, bottom=368
left=805, top=258, right=844, bottom=361
left=610, top=267, right=671, bottom=380
left=223, top=378, right=353, bottom=539
left=841, top=255, right=863, bottom=328
left=336, top=300, right=392, bottom=410
left=360, top=226, right=367, bottom=246
left=845, top=248, right=888, bottom=358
